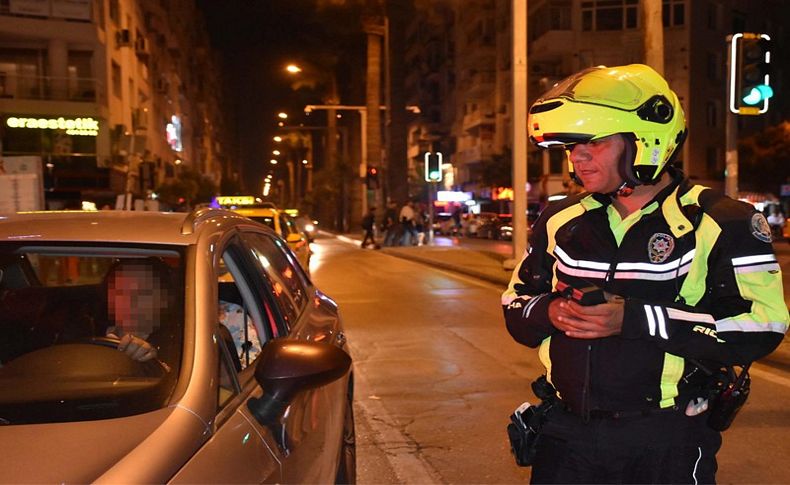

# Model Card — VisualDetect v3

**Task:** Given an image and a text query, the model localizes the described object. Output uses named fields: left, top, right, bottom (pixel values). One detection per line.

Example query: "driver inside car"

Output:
left=104, top=258, right=175, bottom=363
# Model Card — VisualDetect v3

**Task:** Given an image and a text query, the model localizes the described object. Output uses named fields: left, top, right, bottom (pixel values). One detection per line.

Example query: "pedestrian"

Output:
left=383, top=201, right=400, bottom=247
left=414, top=203, right=427, bottom=245
left=360, top=206, right=378, bottom=249
left=501, top=64, right=788, bottom=484
left=452, top=206, right=462, bottom=236
left=399, top=200, right=417, bottom=246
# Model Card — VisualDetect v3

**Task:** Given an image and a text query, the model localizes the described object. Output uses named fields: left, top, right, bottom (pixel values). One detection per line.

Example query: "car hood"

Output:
left=0, top=405, right=207, bottom=483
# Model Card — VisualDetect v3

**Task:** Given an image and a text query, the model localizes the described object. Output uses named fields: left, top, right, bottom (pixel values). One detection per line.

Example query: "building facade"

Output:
left=0, top=0, right=229, bottom=210
left=404, top=0, right=786, bottom=205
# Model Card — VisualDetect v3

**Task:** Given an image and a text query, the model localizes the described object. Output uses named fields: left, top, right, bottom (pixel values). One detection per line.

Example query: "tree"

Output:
left=156, top=166, right=218, bottom=208
left=738, top=122, right=790, bottom=193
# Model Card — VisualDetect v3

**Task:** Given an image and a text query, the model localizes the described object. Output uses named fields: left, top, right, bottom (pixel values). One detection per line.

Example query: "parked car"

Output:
left=498, top=215, right=513, bottom=240
left=0, top=209, right=355, bottom=484
left=475, top=213, right=507, bottom=239
left=431, top=213, right=454, bottom=235
left=465, top=212, right=497, bottom=237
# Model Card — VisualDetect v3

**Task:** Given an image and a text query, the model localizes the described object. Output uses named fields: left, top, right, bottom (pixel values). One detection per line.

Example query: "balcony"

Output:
left=0, top=74, right=100, bottom=102
left=455, top=143, right=494, bottom=165
left=462, top=109, right=495, bottom=133
left=464, top=71, right=495, bottom=98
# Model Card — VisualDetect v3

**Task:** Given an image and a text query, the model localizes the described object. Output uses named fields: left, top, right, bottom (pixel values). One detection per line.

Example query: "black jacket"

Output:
left=502, top=172, right=788, bottom=414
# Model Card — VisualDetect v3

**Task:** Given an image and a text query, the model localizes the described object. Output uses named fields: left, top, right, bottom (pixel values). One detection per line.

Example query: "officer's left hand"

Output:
left=555, top=295, right=624, bottom=339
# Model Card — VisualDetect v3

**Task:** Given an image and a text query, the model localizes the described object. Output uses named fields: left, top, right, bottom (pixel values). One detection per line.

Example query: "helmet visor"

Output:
left=536, top=67, right=648, bottom=111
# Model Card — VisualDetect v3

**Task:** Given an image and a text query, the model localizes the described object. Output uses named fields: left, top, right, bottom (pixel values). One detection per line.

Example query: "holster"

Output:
left=506, top=376, right=558, bottom=467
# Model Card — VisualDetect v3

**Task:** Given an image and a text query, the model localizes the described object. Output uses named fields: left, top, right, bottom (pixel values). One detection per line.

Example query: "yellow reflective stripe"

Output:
left=660, top=353, right=685, bottom=408
left=679, top=184, right=708, bottom=206
left=502, top=249, right=530, bottom=301
left=546, top=202, right=588, bottom=287
left=538, top=336, right=553, bottom=386
left=661, top=186, right=694, bottom=238
left=679, top=215, right=721, bottom=305
left=730, top=267, right=790, bottom=331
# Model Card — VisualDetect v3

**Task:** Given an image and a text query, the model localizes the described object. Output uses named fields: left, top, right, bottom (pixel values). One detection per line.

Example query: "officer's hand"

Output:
left=117, top=333, right=158, bottom=362
left=551, top=295, right=624, bottom=339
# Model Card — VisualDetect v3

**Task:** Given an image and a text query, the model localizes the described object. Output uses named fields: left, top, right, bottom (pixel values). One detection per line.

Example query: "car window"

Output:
left=217, top=253, right=265, bottom=371
left=279, top=214, right=293, bottom=238
left=0, top=243, right=185, bottom=424
left=240, top=232, right=308, bottom=332
left=247, top=215, right=276, bottom=231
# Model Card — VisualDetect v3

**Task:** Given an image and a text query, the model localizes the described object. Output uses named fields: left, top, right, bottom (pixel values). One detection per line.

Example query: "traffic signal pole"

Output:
left=508, top=0, right=528, bottom=268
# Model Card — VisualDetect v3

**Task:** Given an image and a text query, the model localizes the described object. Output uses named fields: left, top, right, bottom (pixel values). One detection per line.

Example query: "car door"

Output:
left=237, top=230, right=346, bottom=484
left=170, top=237, right=283, bottom=484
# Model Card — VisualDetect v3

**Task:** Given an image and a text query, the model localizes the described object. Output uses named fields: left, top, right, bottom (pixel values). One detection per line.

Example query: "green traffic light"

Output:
left=429, top=171, right=440, bottom=181
left=742, top=84, right=774, bottom=105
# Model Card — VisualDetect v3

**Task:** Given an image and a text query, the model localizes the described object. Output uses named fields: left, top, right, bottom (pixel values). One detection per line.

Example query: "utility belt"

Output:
left=506, top=366, right=750, bottom=467
left=562, top=403, right=682, bottom=421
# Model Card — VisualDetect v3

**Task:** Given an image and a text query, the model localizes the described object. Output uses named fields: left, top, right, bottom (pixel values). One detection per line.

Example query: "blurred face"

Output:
left=107, top=265, right=170, bottom=337
left=569, top=134, right=626, bottom=194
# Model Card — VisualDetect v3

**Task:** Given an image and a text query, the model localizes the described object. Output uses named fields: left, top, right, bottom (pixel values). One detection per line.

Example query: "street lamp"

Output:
left=285, top=64, right=302, bottom=74
left=273, top=136, right=282, bottom=142
left=273, top=150, right=281, bottom=156
left=270, top=159, right=278, bottom=165
left=278, top=112, right=288, bottom=119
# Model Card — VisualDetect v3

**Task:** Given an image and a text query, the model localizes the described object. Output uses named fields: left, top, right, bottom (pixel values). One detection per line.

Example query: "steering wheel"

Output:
left=78, top=336, right=170, bottom=376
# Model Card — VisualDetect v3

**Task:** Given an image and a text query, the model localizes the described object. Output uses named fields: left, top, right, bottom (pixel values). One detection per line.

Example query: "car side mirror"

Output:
left=247, top=339, right=351, bottom=426
left=285, top=233, right=303, bottom=244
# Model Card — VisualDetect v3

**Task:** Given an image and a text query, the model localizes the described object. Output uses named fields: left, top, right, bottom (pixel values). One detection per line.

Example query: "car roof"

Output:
left=0, top=209, right=248, bottom=245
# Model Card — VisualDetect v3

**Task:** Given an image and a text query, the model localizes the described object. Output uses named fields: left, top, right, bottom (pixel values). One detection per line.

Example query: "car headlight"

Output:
left=304, top=223, right=315, bottom=232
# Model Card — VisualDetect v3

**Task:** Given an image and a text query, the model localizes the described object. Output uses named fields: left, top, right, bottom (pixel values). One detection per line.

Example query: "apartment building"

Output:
left=0, top=0, right=228, bottom=210
left=404, top=0, right=786, bottom=201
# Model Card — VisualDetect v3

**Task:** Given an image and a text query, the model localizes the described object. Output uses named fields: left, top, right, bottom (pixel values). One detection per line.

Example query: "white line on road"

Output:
left=350, top=344, right=443, bottom=484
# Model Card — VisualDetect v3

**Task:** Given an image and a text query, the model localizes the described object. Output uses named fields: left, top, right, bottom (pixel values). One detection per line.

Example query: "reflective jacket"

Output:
left=502, top=172, right=788, bottom=415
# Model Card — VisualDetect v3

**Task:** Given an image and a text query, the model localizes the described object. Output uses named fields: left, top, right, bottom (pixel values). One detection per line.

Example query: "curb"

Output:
left=379, top=248, right=512, bottom=287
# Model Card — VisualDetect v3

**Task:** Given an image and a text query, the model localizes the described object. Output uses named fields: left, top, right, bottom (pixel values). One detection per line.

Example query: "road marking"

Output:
left=750, top=363, right=790, bottom=389
left=350, top=344, right=443, bottom=484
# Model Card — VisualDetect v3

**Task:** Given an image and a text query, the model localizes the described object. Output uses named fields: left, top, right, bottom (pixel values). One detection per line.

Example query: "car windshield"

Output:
left=0, top=243, right=185, bottom=425
left=248, top=216, right=277, bottom=231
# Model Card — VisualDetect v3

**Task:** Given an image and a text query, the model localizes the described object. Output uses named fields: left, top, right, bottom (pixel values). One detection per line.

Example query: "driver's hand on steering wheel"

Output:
left=117, top=334, right=158, bottom=362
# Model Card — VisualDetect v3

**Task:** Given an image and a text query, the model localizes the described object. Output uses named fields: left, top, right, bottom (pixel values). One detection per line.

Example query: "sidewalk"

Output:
left=327, top=231, right=790, bottom=370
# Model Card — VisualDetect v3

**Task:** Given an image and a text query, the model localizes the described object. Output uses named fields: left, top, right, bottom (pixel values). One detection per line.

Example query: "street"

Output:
left=310, top=234, right=790, bottom=484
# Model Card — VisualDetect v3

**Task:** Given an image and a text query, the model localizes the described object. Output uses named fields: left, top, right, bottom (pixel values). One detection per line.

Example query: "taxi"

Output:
left=215, top=196, right=311, bottom=274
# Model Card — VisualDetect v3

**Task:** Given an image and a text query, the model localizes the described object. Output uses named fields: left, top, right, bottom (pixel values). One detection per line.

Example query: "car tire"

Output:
left=335, top=392, right=356, bottom=484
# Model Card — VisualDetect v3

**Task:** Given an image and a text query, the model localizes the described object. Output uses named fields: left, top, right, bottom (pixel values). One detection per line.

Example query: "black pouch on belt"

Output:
left=506, top=376, right=557, bottom=467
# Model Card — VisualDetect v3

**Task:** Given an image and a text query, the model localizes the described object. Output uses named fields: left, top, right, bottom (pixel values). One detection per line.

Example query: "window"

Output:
left=111, top=61, right=121, bottom=99
left=706, top=2, right=721, bottom=30
left=0, top=244, right=185, bottom=424
left=662, top=0, right=685, bottom=27
left=241, top=232, right=308, bottom=331
left=581, top=0, right=638, bottom=32
left=706, top=52, right=722, bottom=83
left=218, top=261, right=265, bottom=370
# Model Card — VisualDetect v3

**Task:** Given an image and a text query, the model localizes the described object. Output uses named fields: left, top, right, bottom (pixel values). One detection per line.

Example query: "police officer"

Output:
left=502, top=64, right=788, bottom=484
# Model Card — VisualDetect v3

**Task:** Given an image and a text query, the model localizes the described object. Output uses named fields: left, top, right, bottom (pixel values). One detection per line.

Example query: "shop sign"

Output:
left=5, top=116, right=99, bottom=136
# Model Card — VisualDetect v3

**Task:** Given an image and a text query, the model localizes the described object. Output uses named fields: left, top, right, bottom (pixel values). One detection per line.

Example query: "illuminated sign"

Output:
left=494, top=187, right=514, bottom=201
left=166, top=115, right=183, bottom=152
left=5, top=116, right=99, bottom=136
left=437, top=191, right=473, bottom=202
left=216, top=195, right=258, bottom=206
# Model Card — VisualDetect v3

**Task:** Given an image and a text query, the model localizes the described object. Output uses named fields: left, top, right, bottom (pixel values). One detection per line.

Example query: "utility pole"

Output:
left=508, top=0, right=528, bottom=268
left=363, top=11, right=385, bottom=215
left=642, top=0, right=664, bottom=75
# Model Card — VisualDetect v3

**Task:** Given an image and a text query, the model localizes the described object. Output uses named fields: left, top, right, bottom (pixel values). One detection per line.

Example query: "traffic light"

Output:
left=366, top=166, right=379, bottom=189
left=424, top=151, right=443, bottom=182
left=730, top=33, right=772, bottom=115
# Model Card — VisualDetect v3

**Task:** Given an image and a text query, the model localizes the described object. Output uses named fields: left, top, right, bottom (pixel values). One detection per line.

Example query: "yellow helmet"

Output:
left=528, top=64, right=687, bottom=188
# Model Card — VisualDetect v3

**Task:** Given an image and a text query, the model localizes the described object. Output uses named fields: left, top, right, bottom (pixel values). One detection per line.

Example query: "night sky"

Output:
left=196, top=0, right=366, bottom=192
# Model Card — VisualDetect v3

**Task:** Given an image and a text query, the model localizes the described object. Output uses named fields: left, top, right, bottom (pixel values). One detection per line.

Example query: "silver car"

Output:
left=0, top=208, right=355, bottom=483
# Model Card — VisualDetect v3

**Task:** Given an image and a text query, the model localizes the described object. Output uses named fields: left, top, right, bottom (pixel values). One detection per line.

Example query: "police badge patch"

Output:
left=751, top=213, right=772, bottom=243
left=648, top=233, right=675, bottom=263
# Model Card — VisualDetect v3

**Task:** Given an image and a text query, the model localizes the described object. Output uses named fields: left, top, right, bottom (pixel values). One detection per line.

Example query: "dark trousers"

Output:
left=531, top=407, right=721, bottom=484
